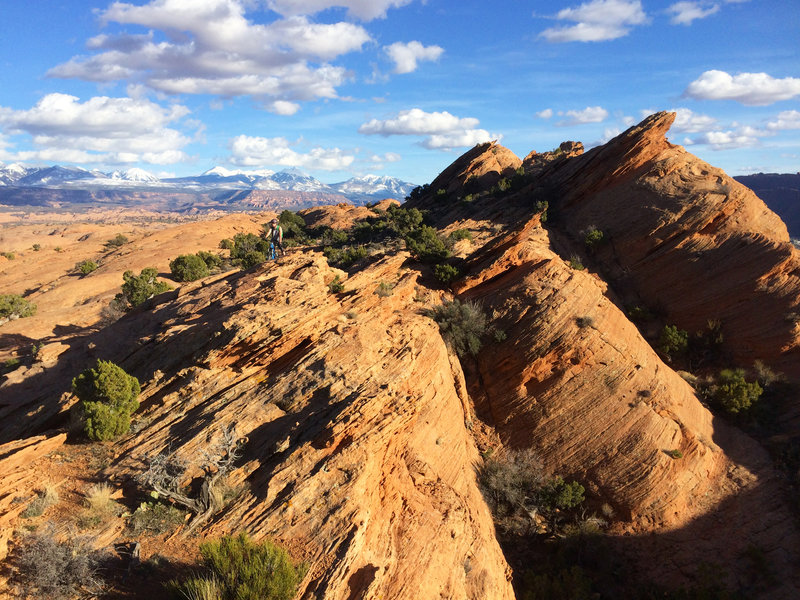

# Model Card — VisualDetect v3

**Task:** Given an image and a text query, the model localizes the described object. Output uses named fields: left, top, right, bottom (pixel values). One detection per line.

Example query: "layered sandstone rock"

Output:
left=541, top=112, right=800, bottom=379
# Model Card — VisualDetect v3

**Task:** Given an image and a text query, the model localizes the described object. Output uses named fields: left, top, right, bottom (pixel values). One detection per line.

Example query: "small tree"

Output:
left=170, top=254, right=210, bottom=282
left=171, top=532, right=307, bottom=600
left=72, top=360, right=140, bottom=441
left=714, top=368, right=762, bottom=414
left=76, top=260, right=98, bottom=276
left=405, top=225, right=451, bottom=263
left=658, top=324, right=688, bottom=360
left=104, top=234, right=129, bottom=248
left=0, top=294, right=37, bottom=319
left=118, top=268, right=172, bottom=308
left=427, top=299, right=488, bottom=357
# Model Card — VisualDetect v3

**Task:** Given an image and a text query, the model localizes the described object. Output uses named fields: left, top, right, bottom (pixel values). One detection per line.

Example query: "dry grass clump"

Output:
left=78, top=483, right=121, bottom=529
left=22, top=483, right=59, bottom=519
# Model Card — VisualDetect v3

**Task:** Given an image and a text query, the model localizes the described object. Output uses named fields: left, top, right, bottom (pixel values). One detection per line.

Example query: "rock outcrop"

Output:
left=2, top=111, right=800, bottom=598
left=539, top=112, right=800, bottom=380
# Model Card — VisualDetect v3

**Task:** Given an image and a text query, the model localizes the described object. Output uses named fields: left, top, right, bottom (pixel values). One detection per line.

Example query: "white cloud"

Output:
left=48, top=0, right=372, bottom=107
left=539, top=0, right=648, bottom=43
left=266, top=100, right=301, bottom=115
left=385, top=41, right=444, bottom=74
left=0, top=93, right=192, bottom=165
left=767, top=110, right=800, bottom=131
left=422, top=129, right=496, bottom=149
left=265, top=0, right=414, bottom=21
left=230, top=135, right=354, bottom=170
left=557, top=106, right=609, bottom=125
left=669, top=107, right=717, bottom=132
left=666, top=1, right=720, bottom=25
left=359, top=108, right=480, bottom=136
left=358, top=108, right=499, bottom=150
left=371, top=152, right=402, bottom=162
left=536, top=108, right=553, bottom=119
left=684, top=70, right=800, bottom=105
left=692, top=129, right=761, bottom=150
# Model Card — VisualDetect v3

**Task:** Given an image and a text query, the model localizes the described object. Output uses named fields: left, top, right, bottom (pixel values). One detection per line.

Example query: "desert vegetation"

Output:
left=72, top=359, right=140, bottom=441
left=0, top=293, right=37, bottom=320
left=115, top=267, right=172, bottom=309
left=169, top=532, right=307, bottom=600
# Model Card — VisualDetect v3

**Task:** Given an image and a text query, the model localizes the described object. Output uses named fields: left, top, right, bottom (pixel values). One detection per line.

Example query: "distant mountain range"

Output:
left=734, top=173, right=800, bottom=238
left=0, top=163, right=417, bottom=206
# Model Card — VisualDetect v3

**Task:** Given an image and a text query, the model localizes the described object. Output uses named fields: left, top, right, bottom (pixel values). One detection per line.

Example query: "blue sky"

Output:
left=0, top=0, right=798, bottom=184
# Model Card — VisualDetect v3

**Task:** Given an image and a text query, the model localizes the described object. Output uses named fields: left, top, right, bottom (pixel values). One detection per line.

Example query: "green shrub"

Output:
left=240, top=250, right=266, bottom=269
left=171, top=533, right=306, bottom=600
left=583, top=227, right=604, bottom=249
left=328, top=275, right=344, bottom=293
left=568, top=255, right=584, bottom=270
left=0, top=294, right=37, bottom=319
left=427, top=299, right=488, bottom=357
left=666, top=449, right=683, bottom=459
left=448, top=228, right=473, bottom=243
left=104, top=234, right=129, bottom=248
left=32, top=244, right=41, bottom=251
left=277, top=210, right=307, bottom=240
left=219, top=238, right=234, bottom=251
left=72, top=360, right=140, bottom=441
left=323, top=246, right=367, bottom=269
left=76, top=260, right=98, bottom=276
left=119, top=268, right=172, bottom=308
left=541, top=476, right=585, bottom=510
left=170, top=254, right=210, bottom=282
left=197, top=250, right=223, bottom=270
left=434, top=263, right=461, bottom=285
left=405, top=225, right=451, bottom=263
left=2, top=251, right=15, bottom=260
left=658, top=325, right=689, bottom=360
left=713, top=368, right=762, bottom=414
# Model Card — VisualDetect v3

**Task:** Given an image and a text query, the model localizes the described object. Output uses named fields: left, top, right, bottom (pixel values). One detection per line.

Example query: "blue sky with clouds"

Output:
left=0, top=0, right=797, bottom=184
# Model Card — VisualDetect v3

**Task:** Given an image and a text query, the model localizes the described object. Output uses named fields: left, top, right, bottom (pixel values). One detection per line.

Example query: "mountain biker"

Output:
left=268, top=218, right=285, bottom=258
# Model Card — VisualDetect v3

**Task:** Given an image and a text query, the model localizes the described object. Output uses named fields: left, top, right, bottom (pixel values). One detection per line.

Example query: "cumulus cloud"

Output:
left=230, top=135, right=354, bottom=170
left=669, top=107, right=717, bottom=132
left=265, top=100, right=301, bottom=115
left=767, top=110, right=800, bottom=131
left=684, top=70, right=800, bottom=105
left=536, top=108, right=554, bottom=119
left=48, top=0, right=372, bottom=107
left=666, top=1, right=720, bottom=25
left=0, top=93, right=192, bottom=164
left=539, top=0, right=648, bottom=43
left=358, top=108, right=498, bottom=149
left=692, top=129, right=761, bottom=150
left=385, top=41, right=444, bottom=74
left=557, top=106, right=609, bottom=125
left=371, top=152, right=402, bottom=163
left=265, top=0, right=414, bottom=21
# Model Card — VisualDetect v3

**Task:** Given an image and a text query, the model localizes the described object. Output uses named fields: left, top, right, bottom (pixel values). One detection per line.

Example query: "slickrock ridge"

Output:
left=522, top=141, right=584, bottom=175
left=540, top=111, right=800, bottom=379
left=3, top=253, right=514, bottom=599
left=425, top=141, right=521, bottom=197
left=2, top=111, right=800, bottom=598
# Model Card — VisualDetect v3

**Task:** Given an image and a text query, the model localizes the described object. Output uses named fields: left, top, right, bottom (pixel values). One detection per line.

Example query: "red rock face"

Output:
left=538, top=112, right=800, bottom=379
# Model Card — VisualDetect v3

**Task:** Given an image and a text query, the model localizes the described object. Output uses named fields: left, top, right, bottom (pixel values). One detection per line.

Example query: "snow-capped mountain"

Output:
left=108, top=167, right=161, bottom=183
left=15, top=165, right=102, bottom=187
left=0, top=163, right=417, bottom=204
left=0, top=163, right=33, bottom=186
left=331, top=175, right=416, bottom=200
left=270, top=168, right=335, bottom=193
